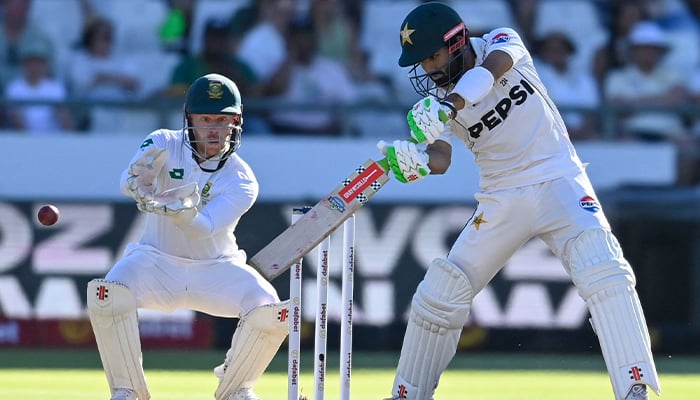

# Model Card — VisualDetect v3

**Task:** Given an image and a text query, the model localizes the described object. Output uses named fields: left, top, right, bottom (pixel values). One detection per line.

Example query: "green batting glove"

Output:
left=407, top=96, right=454, bottom=144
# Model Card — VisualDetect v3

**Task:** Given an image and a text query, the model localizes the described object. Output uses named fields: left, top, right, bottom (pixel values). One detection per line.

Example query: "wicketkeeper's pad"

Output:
left=87, top=279, right=150, bottom=400
left=214, top=300, right=290, bottom=400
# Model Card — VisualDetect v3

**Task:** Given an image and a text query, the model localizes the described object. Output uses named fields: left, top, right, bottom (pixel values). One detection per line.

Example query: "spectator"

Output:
left=606, top=20, right=698, bottom=186
left=308, top=0, right=362, bottom=71
left=67, top=16, right=140, bottom=131
left=0, top=0, right=53, bottom=89
left=159, top=0, right=196, bottom=55
left=509, top=0, right=538, bottom=44
left=228, top=0, right=261, bottom=39
left=165, top=18, right=256, bottom=98
left=594, top=0, right=649, bottom=85
left=533, top=30, right=601, bottom=140
left=644, top=0, right=700, bottom=75
left=235, top=0, right=295, bottom=90
left=4, top=37, right=74, bottom=132
left=68, top=17, right=140, bottom=102
left=604, top=21, right=687, bottom=141
left=266, top=18, right=357, bottom=135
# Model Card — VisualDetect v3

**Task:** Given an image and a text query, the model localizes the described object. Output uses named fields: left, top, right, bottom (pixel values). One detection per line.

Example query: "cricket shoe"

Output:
left=625, top=384, right=649, bottom=400
left=110, top=388, right=137, bottom=400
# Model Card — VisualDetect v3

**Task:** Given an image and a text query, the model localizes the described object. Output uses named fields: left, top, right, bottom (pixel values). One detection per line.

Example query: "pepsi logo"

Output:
left=492, top=33, right=510, bottom=44
left=579, top=196, right=600, bottom=212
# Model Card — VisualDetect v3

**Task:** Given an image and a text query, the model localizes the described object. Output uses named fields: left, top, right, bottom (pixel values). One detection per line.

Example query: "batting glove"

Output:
left=377, top=140, right=430, bottom=183
left=407, top=96, right=456, bottom=144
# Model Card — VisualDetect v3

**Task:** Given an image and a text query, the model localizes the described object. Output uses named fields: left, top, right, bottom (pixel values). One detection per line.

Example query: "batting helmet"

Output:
left=398, top=2, right=466, bottom=67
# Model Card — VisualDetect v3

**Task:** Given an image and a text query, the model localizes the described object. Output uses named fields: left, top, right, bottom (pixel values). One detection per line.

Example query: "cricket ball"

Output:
left=37, top=204, right=60, bottom=226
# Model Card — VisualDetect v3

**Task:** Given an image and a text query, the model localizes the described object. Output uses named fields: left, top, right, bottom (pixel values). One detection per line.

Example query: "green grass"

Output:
left=0, top=350, right=698, bottom=399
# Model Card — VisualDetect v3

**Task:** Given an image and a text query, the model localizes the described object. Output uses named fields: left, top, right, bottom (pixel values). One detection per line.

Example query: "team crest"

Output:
left=201, top=182, right=213, bottom=205
left=207, top=81, right=223, bottom=99
left=202, top=181, right=212, bottom=197
left=400, top=23, right=415, bottom=46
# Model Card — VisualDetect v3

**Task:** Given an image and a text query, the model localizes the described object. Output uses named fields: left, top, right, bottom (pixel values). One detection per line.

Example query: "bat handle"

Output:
left=376, top=157, right=390, bottom=172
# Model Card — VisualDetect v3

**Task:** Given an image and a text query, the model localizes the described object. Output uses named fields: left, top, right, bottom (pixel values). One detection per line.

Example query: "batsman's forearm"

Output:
left=426, top=140, right=452, bottom=174
left=445, top=93, right=466, bottom=112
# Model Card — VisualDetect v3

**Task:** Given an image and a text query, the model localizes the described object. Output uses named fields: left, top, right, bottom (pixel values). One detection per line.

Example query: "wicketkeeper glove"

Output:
left=126, top=147, right=168, bottom=203
left=141, top=182, right=200, bottom=221
left=407, top=96, right=455, bottom=144
left=377, top=140, right=430, bottom=183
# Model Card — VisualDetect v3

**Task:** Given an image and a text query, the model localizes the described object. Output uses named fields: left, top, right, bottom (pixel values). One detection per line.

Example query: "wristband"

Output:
left=453, top=66, right=494, bottom=104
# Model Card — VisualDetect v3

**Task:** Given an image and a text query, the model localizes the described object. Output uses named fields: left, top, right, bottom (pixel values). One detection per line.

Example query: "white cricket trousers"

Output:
left=105, top=244, right=279, bottom=318
left=448, top=171, right=611, bottom=292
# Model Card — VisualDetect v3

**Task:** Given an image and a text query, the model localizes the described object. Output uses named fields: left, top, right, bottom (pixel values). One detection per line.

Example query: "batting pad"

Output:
left=393, top=258, right=472, bottom=400
left=568, top=229, right=660, bottom=399
left=589, top=286, right=661, bottom=399
left=87, top=279, right=150, bottom=400
left=215, top=300, right=290, bottom=400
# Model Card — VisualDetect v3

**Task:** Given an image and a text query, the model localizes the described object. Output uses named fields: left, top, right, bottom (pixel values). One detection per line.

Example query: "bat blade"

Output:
left=250, top=158, right=390, bottom=280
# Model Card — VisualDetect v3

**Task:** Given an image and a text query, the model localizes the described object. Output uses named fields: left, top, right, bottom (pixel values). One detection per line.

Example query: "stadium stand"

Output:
left=451, top=0, right=518, bottom=33
left=533, top=0, right=608, bottom=73
left=28, top=0, right=83, bottom=80
left=102, top=0, right=169, bottom=54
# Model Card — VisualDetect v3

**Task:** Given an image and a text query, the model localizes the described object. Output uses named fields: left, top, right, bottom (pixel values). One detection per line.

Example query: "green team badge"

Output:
left=140, top=138, right=154, bottom=149
left=169, top=168, right=184, bottom=179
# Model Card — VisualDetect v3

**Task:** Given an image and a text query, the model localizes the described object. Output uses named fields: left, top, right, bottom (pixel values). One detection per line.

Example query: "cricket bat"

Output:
left=250, top=157, right=391, bottom=280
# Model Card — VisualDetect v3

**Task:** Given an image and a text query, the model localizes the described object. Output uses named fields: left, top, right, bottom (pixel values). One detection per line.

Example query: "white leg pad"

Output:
left=568, top=229, right=660, bottom=399
left=87, top=279, right=150, bottom=400
left=214, top=300, right=290, bottom=400
left=392, top=258, right=472, bottom=400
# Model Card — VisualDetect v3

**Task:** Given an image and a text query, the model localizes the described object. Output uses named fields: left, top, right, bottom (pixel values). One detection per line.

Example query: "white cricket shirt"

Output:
left=440, top=28, right=585, bottom=192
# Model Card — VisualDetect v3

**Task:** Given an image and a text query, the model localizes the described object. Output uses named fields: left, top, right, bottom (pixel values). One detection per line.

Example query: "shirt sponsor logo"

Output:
left=492, top=33, right=510, bottom=44
left=467, top=79, right=535, bottom=138
left=579, top=195, right=600, bottom=212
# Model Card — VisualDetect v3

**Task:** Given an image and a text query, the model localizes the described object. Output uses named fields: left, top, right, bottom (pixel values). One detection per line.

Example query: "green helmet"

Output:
left=398, top=2, right=466, bottom=67
left=185, top=73, right=242, bottom=114
left=183, top=74, right=243, bottom=166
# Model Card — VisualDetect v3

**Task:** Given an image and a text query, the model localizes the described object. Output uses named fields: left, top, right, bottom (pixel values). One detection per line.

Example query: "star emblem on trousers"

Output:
left=470, top=212, right=488, bottom=230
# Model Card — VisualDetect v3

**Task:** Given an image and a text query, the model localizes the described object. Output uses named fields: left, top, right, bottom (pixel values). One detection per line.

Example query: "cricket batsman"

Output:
left=378, top=3, right=660, bottom=400
left=87, top=73, right=288, bottom=400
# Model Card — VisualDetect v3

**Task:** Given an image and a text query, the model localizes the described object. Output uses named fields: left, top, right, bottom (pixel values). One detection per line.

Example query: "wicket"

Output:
left=288, top=207, right=355, bottom=400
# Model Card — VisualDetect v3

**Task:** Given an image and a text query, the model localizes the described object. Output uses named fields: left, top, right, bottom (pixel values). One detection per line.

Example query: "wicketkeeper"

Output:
left=87, top=73, right=288, bottom=400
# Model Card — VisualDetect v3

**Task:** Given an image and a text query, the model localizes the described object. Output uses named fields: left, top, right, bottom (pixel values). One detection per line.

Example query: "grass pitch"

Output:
left=0, top=349, right=698, bottom=399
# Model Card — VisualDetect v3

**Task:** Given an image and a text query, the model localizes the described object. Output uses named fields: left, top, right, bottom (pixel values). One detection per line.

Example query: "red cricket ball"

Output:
left=37, top=204, right=60, bottom=226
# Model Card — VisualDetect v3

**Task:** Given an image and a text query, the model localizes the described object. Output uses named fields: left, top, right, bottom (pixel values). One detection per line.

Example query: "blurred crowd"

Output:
left=0, top=0, right=699, bottom=184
